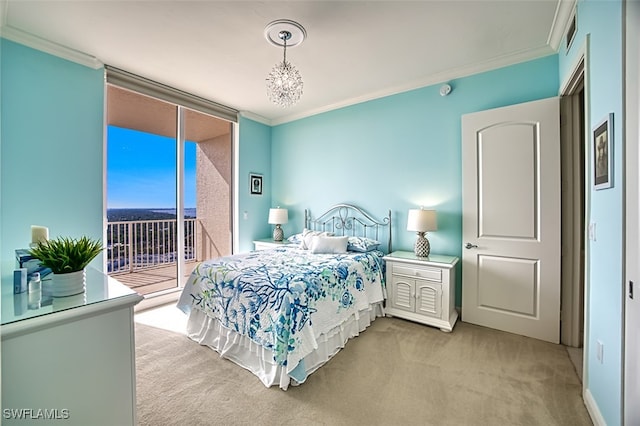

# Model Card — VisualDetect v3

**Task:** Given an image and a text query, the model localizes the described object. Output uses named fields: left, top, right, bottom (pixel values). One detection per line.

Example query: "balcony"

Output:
left=106, top=218, right=199, bottom=295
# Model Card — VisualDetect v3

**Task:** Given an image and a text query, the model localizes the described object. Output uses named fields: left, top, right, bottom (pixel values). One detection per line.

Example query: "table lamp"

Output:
left=268, top=207, right=288, bottom=241
left=407, top=208, right=437, bottom=257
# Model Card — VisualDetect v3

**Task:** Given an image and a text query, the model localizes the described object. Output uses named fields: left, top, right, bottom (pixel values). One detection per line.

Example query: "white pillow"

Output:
left=309, top=235, right=348, bottom=254
left=300, top=228, right=333, bottom=249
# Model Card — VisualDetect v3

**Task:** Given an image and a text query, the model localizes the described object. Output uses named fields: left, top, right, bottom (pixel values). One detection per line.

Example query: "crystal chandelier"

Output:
left=264, top=20, right=306, bottom=108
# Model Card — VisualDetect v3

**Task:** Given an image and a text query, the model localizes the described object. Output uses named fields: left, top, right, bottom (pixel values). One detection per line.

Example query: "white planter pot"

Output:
left=52, top=269, right=86, bottom=297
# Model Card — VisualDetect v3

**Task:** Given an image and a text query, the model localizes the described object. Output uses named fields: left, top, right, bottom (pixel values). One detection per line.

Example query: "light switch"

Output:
left=596, top=340, right=604, bottom=363
left=589, top=222, right=596, bottom=241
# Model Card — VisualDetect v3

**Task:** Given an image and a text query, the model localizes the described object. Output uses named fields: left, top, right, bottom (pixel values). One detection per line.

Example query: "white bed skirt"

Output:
left=185, top=302, right=385, bottom=390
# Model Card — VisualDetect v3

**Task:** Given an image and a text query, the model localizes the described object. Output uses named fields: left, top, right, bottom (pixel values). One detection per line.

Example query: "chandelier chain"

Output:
left=282, top=33, right=288, bottom=64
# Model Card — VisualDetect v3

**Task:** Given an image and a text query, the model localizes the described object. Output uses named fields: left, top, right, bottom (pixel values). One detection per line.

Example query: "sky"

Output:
left=107, top=126, right=196, bottom=209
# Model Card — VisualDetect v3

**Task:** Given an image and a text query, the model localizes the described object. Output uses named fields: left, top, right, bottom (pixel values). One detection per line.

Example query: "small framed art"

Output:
left=593, top=113, right=613, bottom=190
left=250, top=173, right=263, bottom=195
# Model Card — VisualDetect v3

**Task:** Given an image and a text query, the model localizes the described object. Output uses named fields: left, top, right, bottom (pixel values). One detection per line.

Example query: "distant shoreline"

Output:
left=107, top=207, right=196, bottom=222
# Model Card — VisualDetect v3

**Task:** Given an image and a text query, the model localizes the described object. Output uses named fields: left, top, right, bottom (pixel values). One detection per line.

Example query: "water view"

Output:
left=106, top=125, right=199, bottom=294
left=107, top=208, right=197, bottom=222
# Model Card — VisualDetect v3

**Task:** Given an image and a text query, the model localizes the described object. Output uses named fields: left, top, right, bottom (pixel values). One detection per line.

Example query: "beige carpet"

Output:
left=135, top=317, right=592, bottom=426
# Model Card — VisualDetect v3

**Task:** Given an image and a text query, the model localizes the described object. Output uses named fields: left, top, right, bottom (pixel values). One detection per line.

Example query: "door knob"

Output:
left=465, top=243, right=478, bottom=249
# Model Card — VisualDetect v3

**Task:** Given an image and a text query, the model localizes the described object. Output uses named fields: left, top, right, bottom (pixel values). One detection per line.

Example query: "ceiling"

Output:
left=107, top=85, right=232, bottom=141
left=0, top=1, right=573, bottom=125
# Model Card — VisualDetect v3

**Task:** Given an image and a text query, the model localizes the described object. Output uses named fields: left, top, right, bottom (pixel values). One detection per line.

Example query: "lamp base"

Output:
left=273, top=225, right=284, bottom=242
left=414, top=232, right=431, bottom=258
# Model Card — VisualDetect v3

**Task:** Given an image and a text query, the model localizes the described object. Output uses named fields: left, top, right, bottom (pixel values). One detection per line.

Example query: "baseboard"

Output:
left=584, top=388, right=606, bottom=426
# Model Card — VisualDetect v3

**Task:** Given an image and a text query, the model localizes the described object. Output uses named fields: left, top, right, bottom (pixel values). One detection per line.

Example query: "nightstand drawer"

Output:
left=392, top=265, right=442, bottom=282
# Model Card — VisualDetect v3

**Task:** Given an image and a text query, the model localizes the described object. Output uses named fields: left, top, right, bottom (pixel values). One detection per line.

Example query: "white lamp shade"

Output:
left=407, top=209, right=437, bottom=232
left=268, top=208, right=288, bottom=225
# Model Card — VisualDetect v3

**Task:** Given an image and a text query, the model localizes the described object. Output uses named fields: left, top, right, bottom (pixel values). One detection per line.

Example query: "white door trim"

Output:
left=580, top=34, right=593, bottom=401
left=559, top=42, right=587, bottom=350
left=559, top=35, right=592, bottom=397
left=624, top=0, right=640, bottom=422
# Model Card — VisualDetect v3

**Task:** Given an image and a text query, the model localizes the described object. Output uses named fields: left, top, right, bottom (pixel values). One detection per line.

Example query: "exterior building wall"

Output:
left=196, top=131, right=232, bottom=261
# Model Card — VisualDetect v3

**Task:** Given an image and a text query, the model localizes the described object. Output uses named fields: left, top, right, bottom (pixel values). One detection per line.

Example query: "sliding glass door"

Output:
left=106, top=85, right=232, bottom=296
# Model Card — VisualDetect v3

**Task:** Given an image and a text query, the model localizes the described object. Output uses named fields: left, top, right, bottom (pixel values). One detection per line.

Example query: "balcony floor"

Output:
left=110, top=262, right=198, bottom=295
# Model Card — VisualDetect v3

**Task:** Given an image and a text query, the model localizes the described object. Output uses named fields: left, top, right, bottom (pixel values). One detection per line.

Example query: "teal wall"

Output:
left=0, top=39, right=105, bottom=286
left=558, top=1, right=624, bottom=424
left=270, top=55, right=559, bottom=306
left=236, top=115, right=272, bottom=253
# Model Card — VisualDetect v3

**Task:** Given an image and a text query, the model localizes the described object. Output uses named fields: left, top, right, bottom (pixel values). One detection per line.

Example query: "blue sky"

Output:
left=107, top=126, right=196, bottom=209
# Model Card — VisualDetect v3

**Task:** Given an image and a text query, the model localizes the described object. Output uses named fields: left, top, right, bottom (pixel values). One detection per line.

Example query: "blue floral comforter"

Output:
left=177, top=246, right=385, bottom=375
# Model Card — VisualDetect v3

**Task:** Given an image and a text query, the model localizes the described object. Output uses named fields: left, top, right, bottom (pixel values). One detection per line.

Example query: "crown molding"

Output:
left=0, top=25, right=103, bottom=69
left=0, top=0, right=8, bottom=28
left=547, top=0, right=577, bottom=51
left=239, top=111, right=271, bottom=126
left=270, top=45, right=556, bottom=126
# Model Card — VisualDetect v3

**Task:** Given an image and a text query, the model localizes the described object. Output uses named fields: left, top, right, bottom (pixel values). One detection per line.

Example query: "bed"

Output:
left=177, top=203, right=391, bottom=390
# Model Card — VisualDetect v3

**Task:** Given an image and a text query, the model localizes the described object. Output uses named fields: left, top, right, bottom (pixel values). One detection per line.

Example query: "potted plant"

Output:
left=29, top=236, right=103, bottom=297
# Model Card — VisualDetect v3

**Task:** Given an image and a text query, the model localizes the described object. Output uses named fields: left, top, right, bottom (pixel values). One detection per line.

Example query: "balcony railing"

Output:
left=106, top=218, right=197, bottom=275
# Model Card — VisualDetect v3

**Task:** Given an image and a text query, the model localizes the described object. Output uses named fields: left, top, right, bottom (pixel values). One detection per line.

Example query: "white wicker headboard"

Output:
left=304, top=203, right=392, bottom=253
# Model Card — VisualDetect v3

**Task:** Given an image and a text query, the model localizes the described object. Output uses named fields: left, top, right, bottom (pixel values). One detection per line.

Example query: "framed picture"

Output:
left=593, top=113, right=613, bottom=190
left=249, top=173, right=263, bottom=195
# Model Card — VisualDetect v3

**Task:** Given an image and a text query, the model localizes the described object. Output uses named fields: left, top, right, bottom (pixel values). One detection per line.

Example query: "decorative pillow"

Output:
left=300, top=228, right=334, bottom=249
left=309, top=235, right=349, bottom=254
left=347, top=236, right=381, bottom=252
left=287, top=233, right=304, bottom=244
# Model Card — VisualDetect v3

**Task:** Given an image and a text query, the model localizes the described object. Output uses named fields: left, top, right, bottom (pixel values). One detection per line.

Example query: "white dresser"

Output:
left=1, top=268, right=143, bottom=425
left=384, top=251, right=459, bottom=332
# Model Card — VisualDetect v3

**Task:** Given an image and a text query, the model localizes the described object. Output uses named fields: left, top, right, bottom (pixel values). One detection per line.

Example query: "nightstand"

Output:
left=383, top=251, right=459, bottom=332
left=253, top=238, right=292, bottom=251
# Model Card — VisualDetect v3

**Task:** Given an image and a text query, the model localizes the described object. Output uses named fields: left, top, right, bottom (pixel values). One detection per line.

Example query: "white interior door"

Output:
left=461, top=97, right=561, bottom=343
